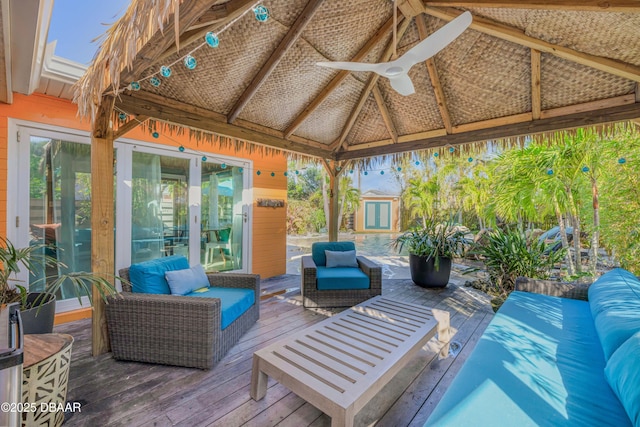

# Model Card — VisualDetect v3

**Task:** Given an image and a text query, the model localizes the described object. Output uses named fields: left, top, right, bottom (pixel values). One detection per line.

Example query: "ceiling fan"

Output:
left=316, top=11, right=472, bottom=96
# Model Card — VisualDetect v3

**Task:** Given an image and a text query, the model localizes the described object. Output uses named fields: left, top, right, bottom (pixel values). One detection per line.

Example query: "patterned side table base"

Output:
left=22, top=334, right=74, bottom=427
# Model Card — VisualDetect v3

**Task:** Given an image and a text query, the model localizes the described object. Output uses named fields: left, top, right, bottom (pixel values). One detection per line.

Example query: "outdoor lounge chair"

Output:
left=105, top=256, right=259, bottom=369
left=301, top=241, right=382, bottom=308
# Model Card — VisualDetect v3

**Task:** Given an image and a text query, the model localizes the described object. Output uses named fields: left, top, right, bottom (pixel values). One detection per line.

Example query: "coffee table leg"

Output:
left=250, top=355, right=268, bottom=400
left=432, top=309, right=451, bottom=358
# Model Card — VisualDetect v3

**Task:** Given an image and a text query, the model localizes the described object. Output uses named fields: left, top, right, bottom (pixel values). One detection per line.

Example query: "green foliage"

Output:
left=473, top=229, right=565, bottom=297
left=0, top=237, right=121, bottom=309
left=392, top=218, right=470, bottom=270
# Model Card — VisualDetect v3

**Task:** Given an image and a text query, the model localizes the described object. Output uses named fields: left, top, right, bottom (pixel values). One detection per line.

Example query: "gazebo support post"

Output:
left=90, top=96, right=115, bottom=356
left=322, top=160, right=346, bottom=242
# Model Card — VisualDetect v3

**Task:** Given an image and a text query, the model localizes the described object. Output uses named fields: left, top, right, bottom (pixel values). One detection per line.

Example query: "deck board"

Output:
left=56, top=274, right=493, bottom=426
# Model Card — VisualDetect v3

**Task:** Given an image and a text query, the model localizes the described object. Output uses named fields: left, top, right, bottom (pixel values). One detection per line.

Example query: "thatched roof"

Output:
left=75, top=0, right=640, bottom=163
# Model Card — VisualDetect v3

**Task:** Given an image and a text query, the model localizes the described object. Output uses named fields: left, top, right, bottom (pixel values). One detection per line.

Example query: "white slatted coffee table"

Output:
left=250, top=296, right=450, bottom=427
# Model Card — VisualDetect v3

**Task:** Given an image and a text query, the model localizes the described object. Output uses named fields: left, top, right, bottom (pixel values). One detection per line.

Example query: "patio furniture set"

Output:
left=101, top=243, right=640, bottom=426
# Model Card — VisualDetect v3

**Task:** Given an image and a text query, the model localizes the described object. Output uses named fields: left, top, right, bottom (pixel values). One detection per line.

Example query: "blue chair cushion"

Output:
left=185, top=287, right=255, bottom=330
left=311, top=242, right=356, bottom=266
left=316, top=267, right=369, bottom=290
left=129, top=255, right=190, bottom=294
left=425, top=291, right=631, bottom=427
left=165, top=264, right=209, bottom=296
left=588, top=268, right=640, bottom=360
left=605, top=331, right=640, bottom=426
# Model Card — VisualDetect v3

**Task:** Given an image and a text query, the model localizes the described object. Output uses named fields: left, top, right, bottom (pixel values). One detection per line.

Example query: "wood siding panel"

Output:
left=0, top=93, right=287, bottom=278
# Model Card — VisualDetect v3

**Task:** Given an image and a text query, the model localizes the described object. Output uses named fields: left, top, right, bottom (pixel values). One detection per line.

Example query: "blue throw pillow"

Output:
left=605, top=331, right=640, bottom=426
left=129, top=255, right=190, bottom=294
left=165, top=264, right=209, bottom=296
left=325, top=250, right=358, bottom=268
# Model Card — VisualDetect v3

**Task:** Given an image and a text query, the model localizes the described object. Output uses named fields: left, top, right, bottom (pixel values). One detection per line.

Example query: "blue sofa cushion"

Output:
left=588, top=268, right=640, bottom=360
left=605, top=331, right=640, bottom=426
left=425, top=291, right=631, bottom=427
left=325, top=250, right=358, bottom=268
left=311, top=242, right=356, bottom=266
left=129, top=255, right=190, bottom=294
left=316, top=267, right=369, bottom=290
left=185, top=287, right=255, bottom=329
left=165, top=264, right=209, bottom=295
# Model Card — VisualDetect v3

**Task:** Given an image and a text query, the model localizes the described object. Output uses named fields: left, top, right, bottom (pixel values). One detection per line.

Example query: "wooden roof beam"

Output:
left=423, top=7, right=640, bottom=82
left=531, top=49, right=541, bottom=120
left=331, top=17, right=412, bottom=152
left=372, top=84, right=399, bottom=143
left=114, top=115, right=149, bottom=139
left=336, top=101, right=640, bottom=160
left=284, top=15, right=402, bottom=138
left=227, top=0, right=326, bottom=124
left=422, top=1, right=640, bottom=12
left=116, top=91, right=333, bottom=158
left=155, top=0, right=257, bottom=66
left=120, top=0, right=220, bottom=86
left=416, top=14, right=453, bottom=133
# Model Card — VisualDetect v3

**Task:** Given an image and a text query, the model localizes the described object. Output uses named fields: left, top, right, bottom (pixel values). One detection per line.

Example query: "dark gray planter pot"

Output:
left=409, top=254, right=452, bottom=288
left=21, top=292, right=56, bottom=334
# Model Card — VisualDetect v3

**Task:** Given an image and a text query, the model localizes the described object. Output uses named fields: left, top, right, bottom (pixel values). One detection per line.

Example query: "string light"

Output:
left=618, top=158, right=627, bottom=164
left=178, top=145, right=185, bottom=152
left=449, top=147, right=455, bottom=153
left=582, top=166, right=589, bottom=172
left=117, top=1, right=265, bottom=95
left=118, top=113, right=127, bottom=121
left=546, top=168, right=554, bottom=175
left=152, top=131, right=159, bottom=138
left=270, top=172, right=275, bottom=177
left=433, top=152, right=439, bottom=157
left=253, top=5, right=270, bottom=22
left=468, top=157, right=473, bottom=162
left=380, top=170, right=384, bottom=175
left=364, top=171, right=368, bottom=175
left=256, top=171, right=261, bottom=175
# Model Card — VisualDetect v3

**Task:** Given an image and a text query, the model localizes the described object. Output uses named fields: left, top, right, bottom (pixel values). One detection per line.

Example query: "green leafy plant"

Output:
left=0, top=237, right=120, bottom=310
left=392, top=219, right=471, bottom=270
left=472, top=228, right=566, bottom=298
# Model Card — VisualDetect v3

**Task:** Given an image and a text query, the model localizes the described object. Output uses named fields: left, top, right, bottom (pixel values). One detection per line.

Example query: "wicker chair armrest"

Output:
left=515, top=277, right=589, bottom=301
left=357, top=256, right=382, bottom=292
left=207, top=273, right=260, bottom=304
left=106, top=292, right=221, bottom=322
left=301, top=256, right=317, bottom=277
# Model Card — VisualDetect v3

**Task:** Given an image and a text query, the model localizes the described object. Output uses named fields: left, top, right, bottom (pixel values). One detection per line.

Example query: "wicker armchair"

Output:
left=105, top=268, right=259, bottom=369
left=301, top=242, right=382, bottom=308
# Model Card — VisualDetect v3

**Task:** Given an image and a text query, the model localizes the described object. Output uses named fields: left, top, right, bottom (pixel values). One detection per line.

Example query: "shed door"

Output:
left=364, top=201, right=391, bottom=230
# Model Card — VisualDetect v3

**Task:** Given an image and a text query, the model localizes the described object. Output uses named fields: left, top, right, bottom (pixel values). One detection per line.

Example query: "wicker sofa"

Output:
left=425, top=268, right=640, bottom=426
left=105, top=258, right=259, bottom=370
left=301, top=241, right=382, bottom=308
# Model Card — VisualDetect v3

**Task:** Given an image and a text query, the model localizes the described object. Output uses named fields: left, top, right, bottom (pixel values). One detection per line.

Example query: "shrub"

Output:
left=473, top=228, right=565, bottom=298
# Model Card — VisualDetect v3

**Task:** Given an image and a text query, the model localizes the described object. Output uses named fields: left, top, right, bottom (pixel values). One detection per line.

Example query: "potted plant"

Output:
left=392, top=219, right=470, bottom=288
left=0, top=237, right=119, bottom=334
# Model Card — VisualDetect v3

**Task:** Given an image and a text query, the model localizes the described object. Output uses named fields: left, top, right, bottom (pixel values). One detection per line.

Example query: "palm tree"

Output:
left=337, top=176, right=360, bottom=230
left=403, top=177, right=439, bottom=227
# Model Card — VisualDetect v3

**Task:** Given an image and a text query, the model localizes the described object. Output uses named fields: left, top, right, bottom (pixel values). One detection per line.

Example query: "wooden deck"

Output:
left=56, top=273, right=493, bottom=427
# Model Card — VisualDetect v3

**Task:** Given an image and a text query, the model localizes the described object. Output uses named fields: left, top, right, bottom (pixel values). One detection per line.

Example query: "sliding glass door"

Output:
left=116, top=143, right=250, bottom=274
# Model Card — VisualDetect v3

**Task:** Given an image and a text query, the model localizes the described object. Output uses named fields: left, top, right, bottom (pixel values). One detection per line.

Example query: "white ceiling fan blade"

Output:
left=316, top=61, right=384, bottom=73
left=397, top=11, right=472, bottom=69
left=388, top=73, right=415, bottom=96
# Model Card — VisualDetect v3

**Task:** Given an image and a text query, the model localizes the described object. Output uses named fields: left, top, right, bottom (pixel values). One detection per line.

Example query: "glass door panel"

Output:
left=28, top=136, right=93, bottom=301
left=131, top=152, right=189, bottom=264
left=201, top=162, right=243, bottom=271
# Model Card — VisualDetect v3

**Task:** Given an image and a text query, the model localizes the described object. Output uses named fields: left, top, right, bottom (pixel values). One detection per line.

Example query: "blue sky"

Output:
left=48, top=0, right=130, bottom=64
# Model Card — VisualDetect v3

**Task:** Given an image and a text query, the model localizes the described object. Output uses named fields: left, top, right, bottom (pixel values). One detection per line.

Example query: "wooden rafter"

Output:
left=531, top=49, right=542, bottom=120
left=227, top=0, right=326, bottom=124
left=416, top=14, right=453, bottom=133
left=284, top=15, right=402, bottom=138
left=120, top=0, right=220, bottom=86
left=636, top=82, right=640, bottom=103
left=331, top=17, right=412, bottom=151
left=117, top=91, right=333, bottom=158
left=372, top=84, right=399, bottom=143
left=114, top=115, right=149, bottom=139
left=155, top=0, right=256, bottom=65
left=345, top=129, right=447, bottom=151
left=422, top=1, right=640, bottom=12
left=398, top=0, right=427, bottom=17
left=423, top=7, right=640, bottom=82
left=336, top=102, right=640, bottom=160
